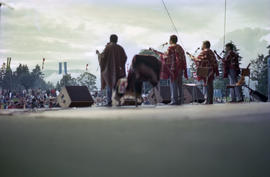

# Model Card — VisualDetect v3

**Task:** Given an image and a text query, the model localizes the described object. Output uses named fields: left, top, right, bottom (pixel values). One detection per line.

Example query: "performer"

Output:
left=152, top=35, right=188, bottom=105
left=187, top=41, right=219, bottom=104
left=96, top=34, right=127, bottom=106
left=215, top=43, right=242, bottom=102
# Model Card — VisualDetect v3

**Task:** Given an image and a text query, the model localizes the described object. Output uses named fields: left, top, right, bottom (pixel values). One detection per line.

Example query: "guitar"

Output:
left=186, top=52, right=200, bottom=62
left=238, top=63, right=268, bottom=102
left=236, top=63, right=251, bottom=86
left=214, top=50, right=224, bottom=60
left=244, top=85, right=268, bottom=102
left=186, top=51, right=193, bottom=58
left=149, top=48, right=164, bottom=55
left=186, top=51, right=193, bottom=57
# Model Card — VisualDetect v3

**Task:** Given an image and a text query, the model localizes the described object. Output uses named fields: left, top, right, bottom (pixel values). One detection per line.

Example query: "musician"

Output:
left=188, top=41, right=219, bottom=104
left=222, top=43, right=242, bottom=102
left=96, top=34, right=127, bottom=106
left=152, top=35, right=188, bottom=105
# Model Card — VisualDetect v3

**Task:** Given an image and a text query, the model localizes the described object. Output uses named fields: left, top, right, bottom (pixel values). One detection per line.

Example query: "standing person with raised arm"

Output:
left=151, top=35, right=188, bottom=105
left=187, top=41, right=219, bottom=104
left=96, top=34, right=127, bottom=107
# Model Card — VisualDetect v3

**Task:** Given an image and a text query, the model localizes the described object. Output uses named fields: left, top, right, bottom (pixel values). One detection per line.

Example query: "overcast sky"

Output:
left=0, top=0, right=269, bottom=78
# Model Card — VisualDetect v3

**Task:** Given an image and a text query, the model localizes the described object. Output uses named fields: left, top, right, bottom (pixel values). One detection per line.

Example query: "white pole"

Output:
left=268, top=57, right=270, bottom=102
left=0, top=5, right=2, bottom=36
left=0, top=6, right=1, bottom=30
left=223, top=0, right=227, bottom=48
left=0, top=6, right=2, bottom=62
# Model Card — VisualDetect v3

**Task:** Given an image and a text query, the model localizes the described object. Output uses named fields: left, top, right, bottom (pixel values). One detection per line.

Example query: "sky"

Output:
left=0, top=0, right=269, bottom=84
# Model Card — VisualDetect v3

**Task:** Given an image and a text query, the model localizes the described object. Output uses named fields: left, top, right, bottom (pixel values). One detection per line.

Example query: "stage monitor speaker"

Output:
left=184, top=85, right=205, bottom=103
left=149, top=85, right=205, bottom=104
left=160, top=85, right=171, bottom=104
left=57, top=86, right=94, bottom=108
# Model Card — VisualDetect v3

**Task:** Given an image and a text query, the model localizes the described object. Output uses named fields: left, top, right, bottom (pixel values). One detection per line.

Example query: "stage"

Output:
left=0, top=103, right=270, bottom=177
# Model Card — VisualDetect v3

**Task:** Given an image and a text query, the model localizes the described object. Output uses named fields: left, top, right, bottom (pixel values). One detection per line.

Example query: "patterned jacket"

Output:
left=223, top=50, right=240, bottom=78
left=160, top=44, right=188, bottom=81
left=196, top=49, right=219, bottom=82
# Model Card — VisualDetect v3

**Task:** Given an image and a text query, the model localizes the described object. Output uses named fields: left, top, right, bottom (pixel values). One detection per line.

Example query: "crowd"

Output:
left=0, top=89, right=59, bottom=109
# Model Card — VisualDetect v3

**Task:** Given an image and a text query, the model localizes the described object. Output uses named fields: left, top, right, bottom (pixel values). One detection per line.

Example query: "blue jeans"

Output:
left=228, top=69, right=241, bottom=101
left=106, top=86, right=112, bottom=104
left=170, top=70, right=183, bottom=104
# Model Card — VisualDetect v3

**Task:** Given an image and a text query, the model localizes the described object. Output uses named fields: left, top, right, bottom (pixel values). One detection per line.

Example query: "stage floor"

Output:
left=0, top=103, right=270, bottom=177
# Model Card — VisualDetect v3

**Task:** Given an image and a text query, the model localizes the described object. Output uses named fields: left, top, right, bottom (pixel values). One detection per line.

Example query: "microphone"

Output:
left=220, top=50, right=225, bottom=56
left=194, top=47, right=200, bottom=54
left=161, top=42, right=168, bottom=47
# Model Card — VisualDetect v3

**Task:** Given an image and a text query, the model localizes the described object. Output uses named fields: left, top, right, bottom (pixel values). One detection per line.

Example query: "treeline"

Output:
left=0, top=64, right=98, bottom=92
left=56, top=72, right=98, bottom=92
left=250, top=45, right=270, bottom=96
left=0, top=64, right=54, bottom=91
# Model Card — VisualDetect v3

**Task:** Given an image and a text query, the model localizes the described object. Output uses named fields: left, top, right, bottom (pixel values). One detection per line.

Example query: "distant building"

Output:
left=59, top=62, right=68, bottom=75
left=59, top=62, right=62, bottom=75
left=64, top=62, right=67, bottom=75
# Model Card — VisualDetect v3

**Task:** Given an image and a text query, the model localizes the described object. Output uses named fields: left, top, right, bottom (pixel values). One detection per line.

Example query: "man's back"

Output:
left=100, top=42, right=127, bottom=89
left=198, top=49, right=217, bottom=67
left=103, top=43, right=126, bottom=74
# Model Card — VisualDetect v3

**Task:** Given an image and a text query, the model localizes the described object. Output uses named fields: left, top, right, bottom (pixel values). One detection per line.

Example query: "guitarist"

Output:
left=215, top=43, right=242, bottom=102
left=151, top=35, right=188, bottom=105
left=187, top=41, right=219, bottom=104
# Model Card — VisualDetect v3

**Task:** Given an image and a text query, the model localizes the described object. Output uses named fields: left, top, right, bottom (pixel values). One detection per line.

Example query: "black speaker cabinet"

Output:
left=159, top=85, right=171, bottom=104
left=159, top=85, right=205, bottom=104
left=183, top=85, right=205, bottom=103
left=57, top=86, right=94, bottom=108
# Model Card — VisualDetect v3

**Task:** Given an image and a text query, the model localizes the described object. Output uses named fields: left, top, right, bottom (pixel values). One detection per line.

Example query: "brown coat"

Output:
left=98, top=43, right=127, bottom=89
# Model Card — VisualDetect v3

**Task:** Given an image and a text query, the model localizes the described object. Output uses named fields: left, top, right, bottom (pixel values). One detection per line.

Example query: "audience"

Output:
left=0, top=89, right=58, bottom=109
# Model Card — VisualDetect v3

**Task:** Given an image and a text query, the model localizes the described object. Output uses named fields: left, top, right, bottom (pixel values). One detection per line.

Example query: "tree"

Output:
left=0, top=63, right=55, bottom=91
left=30, top=65, right=47, bottom=89
left=77, top=72, right=97, bottom=92
left=250, top=46, right=269, bottom=96
left=58, top=74, right=77, bottom=89
left=2, top=69, right=13, bottom=90
left=0, top=63, right=6, bottom=86
left=31, top=65, right=43, bottom=80
left=13, top=64, right=32, bottom=90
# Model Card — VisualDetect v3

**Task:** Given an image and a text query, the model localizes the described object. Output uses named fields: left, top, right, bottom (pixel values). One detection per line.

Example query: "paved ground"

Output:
left=0, top=103, right=270, bottom=177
